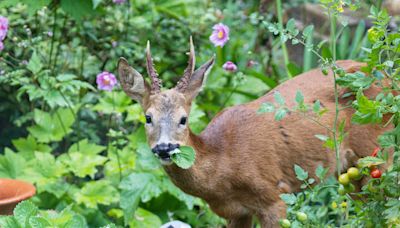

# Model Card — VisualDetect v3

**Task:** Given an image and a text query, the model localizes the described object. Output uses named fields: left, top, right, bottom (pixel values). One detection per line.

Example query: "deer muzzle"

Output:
left=152, top=143, right=180, bottom=159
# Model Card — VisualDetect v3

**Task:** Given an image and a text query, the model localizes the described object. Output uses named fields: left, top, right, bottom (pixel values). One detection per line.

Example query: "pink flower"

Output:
left=96, top=72, right=117, bottom=91
left=0, top=16, right=9, bottom=41
left=113, top=0, right=126, bottom=4
left=209, top=23, right=229, bottom=47
left=222, top=61, right=237, bottom=72
left=0, top=41, right=3, bottom=51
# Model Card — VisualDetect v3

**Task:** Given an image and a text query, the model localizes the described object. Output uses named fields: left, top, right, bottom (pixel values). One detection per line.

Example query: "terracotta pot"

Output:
left=0, top=178, right=36, bottom=215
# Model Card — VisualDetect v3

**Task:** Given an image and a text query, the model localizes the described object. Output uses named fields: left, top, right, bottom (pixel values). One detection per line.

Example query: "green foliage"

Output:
left=0, top=201, right=92, bottom=228
left=171, top=146, right=196, bottom=169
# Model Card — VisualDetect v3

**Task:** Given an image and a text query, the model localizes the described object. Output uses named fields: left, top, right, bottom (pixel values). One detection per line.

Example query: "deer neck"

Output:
left=163, top=130, right=217, bottom=200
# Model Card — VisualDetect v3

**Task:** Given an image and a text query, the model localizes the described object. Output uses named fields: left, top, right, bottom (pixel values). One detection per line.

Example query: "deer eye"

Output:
left=180, top=117, right=187, bottom=125
left=145, top=115, right=152, bottom=124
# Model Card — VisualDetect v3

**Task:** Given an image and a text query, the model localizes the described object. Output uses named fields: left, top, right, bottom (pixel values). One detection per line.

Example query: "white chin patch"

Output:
left=160, top=157, right=173, bottom=165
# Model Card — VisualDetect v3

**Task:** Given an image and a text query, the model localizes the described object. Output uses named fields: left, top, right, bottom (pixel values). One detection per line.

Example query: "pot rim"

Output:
left=0, top=178, right=36, bottom=206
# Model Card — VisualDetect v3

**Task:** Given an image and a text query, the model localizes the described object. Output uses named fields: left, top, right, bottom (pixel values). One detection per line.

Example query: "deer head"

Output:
left=118, top=37, right=215, bottom=164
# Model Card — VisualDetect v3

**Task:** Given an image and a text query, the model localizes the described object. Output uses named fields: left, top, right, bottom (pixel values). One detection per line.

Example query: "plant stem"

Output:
left=377, top=0, right=383, bottom=10
left=276, top=0, right=292, bottom=78
left=106, top=91, right=122, bottom=181
left=329, top=10, right=341, bottom=176
left=48, top=9, right=58, bottom=69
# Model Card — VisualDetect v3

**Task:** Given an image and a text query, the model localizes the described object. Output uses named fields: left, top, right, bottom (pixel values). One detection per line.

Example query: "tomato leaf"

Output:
left=357, top=156, right=385, bottom=168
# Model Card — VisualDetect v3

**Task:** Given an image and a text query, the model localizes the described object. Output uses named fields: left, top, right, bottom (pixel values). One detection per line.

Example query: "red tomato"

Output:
left=370, top=168, right=382, bottom=178
left=371, top=147, right=380, bottom=157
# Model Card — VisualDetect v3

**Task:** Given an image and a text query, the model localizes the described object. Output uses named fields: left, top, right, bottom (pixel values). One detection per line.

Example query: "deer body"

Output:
left=118, top=40, right=387, bottom=227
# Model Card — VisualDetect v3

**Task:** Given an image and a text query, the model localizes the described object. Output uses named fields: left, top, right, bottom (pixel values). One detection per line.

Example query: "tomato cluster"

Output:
left=279, top=212, right=308, bottom=227
left=337, top=167, right=360, bottom=195
left=337, top=148, right=383, bottom=195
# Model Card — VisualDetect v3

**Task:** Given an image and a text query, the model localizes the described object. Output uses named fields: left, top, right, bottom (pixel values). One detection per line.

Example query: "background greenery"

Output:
left=0, top=0, right=399, bottom=227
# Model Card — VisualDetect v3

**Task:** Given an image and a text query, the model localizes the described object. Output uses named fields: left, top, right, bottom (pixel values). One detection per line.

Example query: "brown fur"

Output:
left=119, top=55, right=389, bottom=227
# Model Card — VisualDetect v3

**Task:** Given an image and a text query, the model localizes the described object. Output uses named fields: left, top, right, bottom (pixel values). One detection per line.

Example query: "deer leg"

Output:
left=258, top=201, right=286, bottom=228
left=227, top=215, right=253, bottom=228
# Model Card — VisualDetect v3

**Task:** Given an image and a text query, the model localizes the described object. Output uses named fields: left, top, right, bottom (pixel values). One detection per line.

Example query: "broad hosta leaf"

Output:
left=75, top=180, right=119, bottom=209
left=129, top=208, right=162, bottom=228
left=171, top=146, right=196, bottom=169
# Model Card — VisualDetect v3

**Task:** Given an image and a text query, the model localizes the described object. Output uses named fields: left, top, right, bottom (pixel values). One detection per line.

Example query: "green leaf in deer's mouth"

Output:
left=171, top=146, right=196, bottom=169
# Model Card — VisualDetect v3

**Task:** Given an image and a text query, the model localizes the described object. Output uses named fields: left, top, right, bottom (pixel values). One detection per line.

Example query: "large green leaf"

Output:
left=68, top=139, right=106, bottom=155
left=60, top=152, right=107, bottom=178
left=119, top=173, right=153, bottom=225
left=171, top=146, right=196, bottom=169
left=0, top=148, right=28, bottom=179
left=12, top=135, right=52, bottom=160
left=28, top=108, right=76, bottom=143
left=75, top=180, right=119, bottom=209
left=27, top=51, right=43, bottom=74
left=128, top=208, right=161, bottom=228
left=14, top=201, right=38, bottom=228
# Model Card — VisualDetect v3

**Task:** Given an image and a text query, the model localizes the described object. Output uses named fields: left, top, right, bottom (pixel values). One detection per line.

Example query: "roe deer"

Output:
left=118, top=38, right=389, bottom=227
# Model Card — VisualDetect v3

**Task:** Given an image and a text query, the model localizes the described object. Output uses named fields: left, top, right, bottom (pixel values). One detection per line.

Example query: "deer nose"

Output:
left=152, top=143, right=180, bottom=158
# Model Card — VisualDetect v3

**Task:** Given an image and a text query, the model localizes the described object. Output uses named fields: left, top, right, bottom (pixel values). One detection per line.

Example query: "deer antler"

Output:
left=146, top=41, right=162, bottom=94
left=176, top=36, right=196, bottom=92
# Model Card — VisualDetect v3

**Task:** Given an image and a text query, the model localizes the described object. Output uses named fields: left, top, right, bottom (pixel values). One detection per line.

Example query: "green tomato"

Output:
left=338, top=173, right=350, bottom=185
left=322, top=68, right=329, bottom=75
left=344, top=183, right=355, bottom=193
left=338, top=184, right=346, bottom=195
left=347, top=167, right=360, bottom=179
left=280, top=219, right=291, bottom=228
left=296, top=212, right=308, bottom=222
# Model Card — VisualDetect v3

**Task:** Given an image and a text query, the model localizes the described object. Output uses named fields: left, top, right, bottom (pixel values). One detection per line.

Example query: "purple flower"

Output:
left=209, top=23, right=229, bottom=47
left=113, top=0, right=126, bottom=4
left=0, top=16, right=9, bottom=41
left=96, top=72, right=117, bottom=91
left=222, top=61, right=237, bottom=72
left=0, top=41, right=3, bottom=51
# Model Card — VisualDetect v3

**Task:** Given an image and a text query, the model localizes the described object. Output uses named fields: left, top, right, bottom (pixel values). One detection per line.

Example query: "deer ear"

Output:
left=183, top=56, right=215, bottom=101
left=118, top=57, right=150, bottom=105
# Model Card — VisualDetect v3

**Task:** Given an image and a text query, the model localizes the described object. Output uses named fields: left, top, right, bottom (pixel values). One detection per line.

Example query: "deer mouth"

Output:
left=154, top=153, right=172, bottom=164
